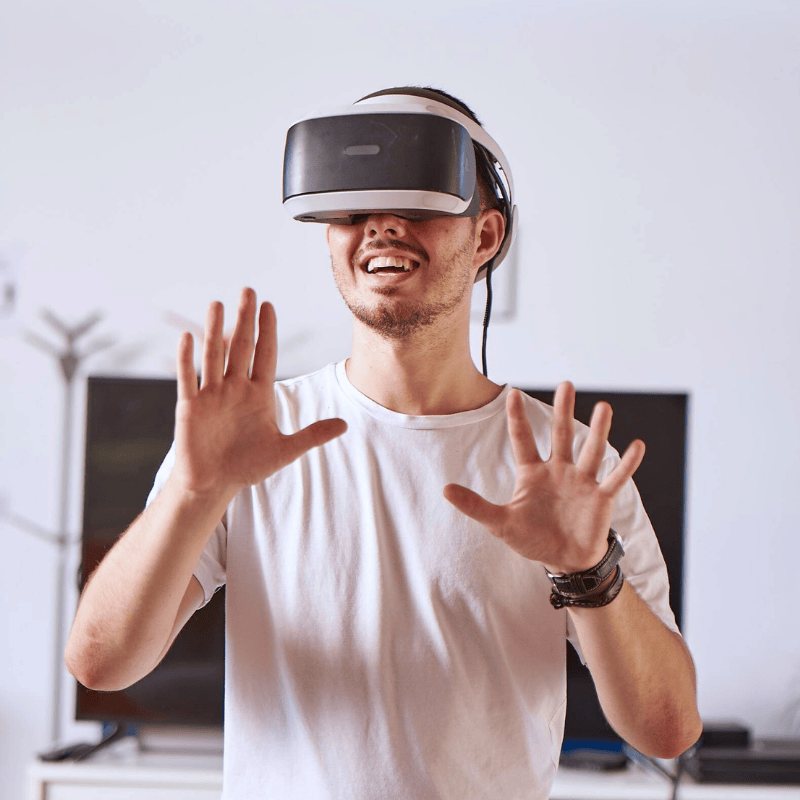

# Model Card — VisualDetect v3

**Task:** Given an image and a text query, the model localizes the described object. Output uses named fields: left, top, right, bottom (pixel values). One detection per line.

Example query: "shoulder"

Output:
left=274, top=362, right=345, bottom=407
left=272, top=362, right=348, bottom=428
left=512, top=387, right=619, bottom=466
left=276, top=362, right=337, bottom=393
left=513, top=389, right=555, bottom=428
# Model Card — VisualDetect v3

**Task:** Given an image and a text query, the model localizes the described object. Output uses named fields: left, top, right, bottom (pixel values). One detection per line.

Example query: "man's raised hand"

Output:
left=172, top=287, right=347, bottom=502
left=443, top=382, right=644, bottom=574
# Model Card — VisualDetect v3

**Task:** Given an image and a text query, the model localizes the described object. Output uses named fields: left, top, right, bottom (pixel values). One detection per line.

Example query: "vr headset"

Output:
left=282, top=91, right=517, bottom=282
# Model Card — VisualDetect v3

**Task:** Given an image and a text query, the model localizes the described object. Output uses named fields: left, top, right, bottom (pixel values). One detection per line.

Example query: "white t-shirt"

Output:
left=149, top=361, right=677, bottom=800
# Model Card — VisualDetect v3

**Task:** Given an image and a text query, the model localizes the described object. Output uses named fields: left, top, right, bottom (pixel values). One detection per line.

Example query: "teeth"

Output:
left=366, top=256, right=417, bottom=273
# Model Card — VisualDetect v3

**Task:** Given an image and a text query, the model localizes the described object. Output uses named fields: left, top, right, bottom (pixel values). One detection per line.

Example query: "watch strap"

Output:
left=545, top=530, right=625, bottom=609
left=549, top=564, right=625, bottom=609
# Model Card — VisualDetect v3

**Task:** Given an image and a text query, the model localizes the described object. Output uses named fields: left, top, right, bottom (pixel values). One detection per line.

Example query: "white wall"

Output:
left=2, top=1, right=799, bottom=797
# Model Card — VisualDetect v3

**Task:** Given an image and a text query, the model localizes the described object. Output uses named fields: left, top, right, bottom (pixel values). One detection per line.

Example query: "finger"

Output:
left=443, top=483, right=506, bottom=528
left=225, top=288, right=257, bottom=378
left=176, top=332, right=198, bottom=401
left=250, top=302, right=277, bottom=384
left=281, top=418, right=348, bottom=464
left=550, top=381, right=576, bottom=462
left=599, top=439, right=646, bottom=496
left=201, top=301, right=225, bottom=388
left=507, top=389, right=543, bottom=465
left=576, top=401, right=613, bottom=476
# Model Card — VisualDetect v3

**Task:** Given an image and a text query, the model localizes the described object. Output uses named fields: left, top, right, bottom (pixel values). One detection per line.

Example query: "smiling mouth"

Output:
left=364, top=256, right=420, bottom=274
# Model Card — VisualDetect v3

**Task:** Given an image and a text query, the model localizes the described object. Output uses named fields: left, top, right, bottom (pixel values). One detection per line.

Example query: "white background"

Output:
left=2, top=1, right=799, bottom=798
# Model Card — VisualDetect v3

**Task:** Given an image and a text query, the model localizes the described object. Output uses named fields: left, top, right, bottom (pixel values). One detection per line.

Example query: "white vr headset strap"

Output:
left=354, top=94, right=516, bottom=201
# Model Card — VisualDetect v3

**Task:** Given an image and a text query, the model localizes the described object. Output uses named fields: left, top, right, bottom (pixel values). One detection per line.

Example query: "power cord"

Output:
left=623, top=744, right=691, bottom=800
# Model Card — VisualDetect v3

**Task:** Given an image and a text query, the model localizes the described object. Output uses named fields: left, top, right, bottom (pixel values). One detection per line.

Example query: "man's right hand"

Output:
left=65, top=286, right=342, bottom=692
left=171, top=287, right=347, bottom=502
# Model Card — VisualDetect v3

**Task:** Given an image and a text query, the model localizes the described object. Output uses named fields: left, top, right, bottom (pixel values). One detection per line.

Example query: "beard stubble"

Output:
left=333, top=230, right=477, bottom=341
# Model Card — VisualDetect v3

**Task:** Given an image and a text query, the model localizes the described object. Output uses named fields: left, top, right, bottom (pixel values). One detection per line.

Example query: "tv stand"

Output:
left=28, top=740, right=800, bottom=800
left=37, top=722, right=132, bottom=763
left=28, top=738, right=223, bottom=799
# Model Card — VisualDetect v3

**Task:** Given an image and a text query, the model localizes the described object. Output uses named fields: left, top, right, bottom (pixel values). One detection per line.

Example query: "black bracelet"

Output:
left=549, top=565, right=625, bottom=609
left=545, top=530, right=625, bottom=609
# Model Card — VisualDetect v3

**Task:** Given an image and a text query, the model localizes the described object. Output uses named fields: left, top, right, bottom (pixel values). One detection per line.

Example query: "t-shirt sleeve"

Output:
left=566, top=449, right=680, bottom=662
left=146, top=444, right=228, bottom=608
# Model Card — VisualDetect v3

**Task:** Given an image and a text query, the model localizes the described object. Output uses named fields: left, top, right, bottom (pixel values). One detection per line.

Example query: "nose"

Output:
left=363, top=213, right=408, bottom=238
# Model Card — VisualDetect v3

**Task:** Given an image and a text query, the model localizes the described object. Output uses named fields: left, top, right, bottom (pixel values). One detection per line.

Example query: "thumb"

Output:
left=443, top=483, right=505, bottom=528
left=283, top=418, right=348, bottom=462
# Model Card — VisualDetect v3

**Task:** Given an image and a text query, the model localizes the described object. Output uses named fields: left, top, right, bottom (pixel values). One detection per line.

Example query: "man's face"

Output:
left=325, top=213, right=483, bottom=340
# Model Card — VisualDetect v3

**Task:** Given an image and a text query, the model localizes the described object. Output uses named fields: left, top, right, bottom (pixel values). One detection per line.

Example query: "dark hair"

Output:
left=357, top=86, right=503, bottom=214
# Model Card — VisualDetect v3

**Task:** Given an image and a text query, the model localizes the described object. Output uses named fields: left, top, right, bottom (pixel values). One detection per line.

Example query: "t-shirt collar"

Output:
left=333, top=360, right=510, bottom=429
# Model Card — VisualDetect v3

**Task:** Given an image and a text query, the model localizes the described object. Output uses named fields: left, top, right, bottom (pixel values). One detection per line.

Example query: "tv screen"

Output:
left=77, top=377, right=687, bottom=746
left=76, top=376, right=224, bottom=727
left=522, top=388, right=688, bottom=746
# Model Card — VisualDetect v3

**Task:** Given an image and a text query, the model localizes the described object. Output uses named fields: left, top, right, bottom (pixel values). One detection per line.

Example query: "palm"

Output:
left=444, top=383, right=644, bottom=574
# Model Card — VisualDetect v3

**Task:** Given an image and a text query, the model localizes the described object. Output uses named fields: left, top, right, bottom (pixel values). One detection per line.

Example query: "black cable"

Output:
left=475, top=142, right=512, bottom=379
left=481, top=264, right=493, bottom=377
left=474, top=142, right=513, bottom=378
left=623, top=744, right=685, bottom=800
left=670, top=754, right=686, bottom=800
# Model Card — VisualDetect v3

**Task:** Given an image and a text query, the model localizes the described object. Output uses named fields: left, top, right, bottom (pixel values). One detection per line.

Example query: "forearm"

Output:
left=569, top=582, right=702, bottom=758
left=65, top=475, right=230, bottom=691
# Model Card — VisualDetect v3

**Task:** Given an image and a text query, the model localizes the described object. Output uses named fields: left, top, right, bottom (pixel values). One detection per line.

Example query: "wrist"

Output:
left=162, top=471, right=237, bottom=521
left=545, top=530, right=625, bottom=609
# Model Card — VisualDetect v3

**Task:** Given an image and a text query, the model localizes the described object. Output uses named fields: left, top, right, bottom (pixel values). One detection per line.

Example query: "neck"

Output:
left=345, top=319, right=502, bottom=415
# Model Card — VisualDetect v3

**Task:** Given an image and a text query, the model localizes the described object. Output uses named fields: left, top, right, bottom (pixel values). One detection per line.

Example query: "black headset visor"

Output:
left=283, top=113, right=480, bottom=224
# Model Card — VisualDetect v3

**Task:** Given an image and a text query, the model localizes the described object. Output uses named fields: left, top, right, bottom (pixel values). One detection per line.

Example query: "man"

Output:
left=66, top=87, right=702, bottom=799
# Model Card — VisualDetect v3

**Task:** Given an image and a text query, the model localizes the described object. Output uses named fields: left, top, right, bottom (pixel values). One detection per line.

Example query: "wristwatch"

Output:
left=545, top=530, right=625, bottom=609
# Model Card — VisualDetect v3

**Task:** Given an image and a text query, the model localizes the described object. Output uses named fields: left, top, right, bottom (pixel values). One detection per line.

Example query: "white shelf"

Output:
left=29, top=744, right=800, bottom=800
left=28, top=743, right=222, bottom=800
left=552, top=764, right=800, bottom=799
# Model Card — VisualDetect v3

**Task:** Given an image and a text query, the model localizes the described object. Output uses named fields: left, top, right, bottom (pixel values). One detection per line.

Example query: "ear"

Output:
left=472, top=209, right=505, bottom=276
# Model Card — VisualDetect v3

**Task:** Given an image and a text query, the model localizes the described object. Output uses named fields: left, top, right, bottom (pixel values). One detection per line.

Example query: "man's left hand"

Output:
left=443, top=382, right=645, bottom=574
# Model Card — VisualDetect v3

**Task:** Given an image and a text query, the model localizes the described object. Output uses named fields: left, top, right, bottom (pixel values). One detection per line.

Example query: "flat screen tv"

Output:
left=77, top=376, right=687, bottom=747
left=76, top=376, right=225, bottom=728
left=522, top=388, right=688, bottom=748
